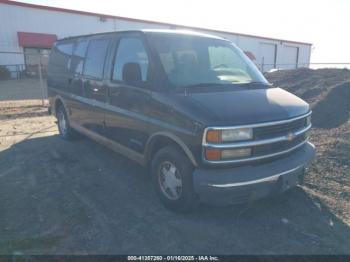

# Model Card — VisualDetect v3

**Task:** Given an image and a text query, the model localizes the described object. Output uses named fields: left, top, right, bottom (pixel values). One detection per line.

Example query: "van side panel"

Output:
left=47, top=40, right=75, bottom=115
left=104, top=33, right=153, bottom=154
left=66, top=38, right=88, bottom=125
left=75, top=36, right=111, bottom=136
left=47, top=41, right=74, bottom=92
left=48, top=32, right=201, bottom=166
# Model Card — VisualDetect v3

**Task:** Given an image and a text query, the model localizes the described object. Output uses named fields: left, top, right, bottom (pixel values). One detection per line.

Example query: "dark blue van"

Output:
left=47, top=30, right=315, bottom=212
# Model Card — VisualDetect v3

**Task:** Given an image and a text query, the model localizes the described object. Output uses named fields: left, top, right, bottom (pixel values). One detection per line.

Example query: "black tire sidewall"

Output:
left=151, top=146, right=198, bottom=212
left=57, top=105, right=74, bottom=140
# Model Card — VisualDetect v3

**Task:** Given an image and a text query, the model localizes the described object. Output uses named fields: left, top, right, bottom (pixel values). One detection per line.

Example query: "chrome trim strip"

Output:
left=203, top=140, right=308, bottom=164
left=204, top=111, right=311, bottom=132
left=204, top=124, right=311, bottom=149
left=70, top=122, right=145, bottom=166
left=207, top=165, right=304, bottom=188
left=49, top=87, right=194, bottom=136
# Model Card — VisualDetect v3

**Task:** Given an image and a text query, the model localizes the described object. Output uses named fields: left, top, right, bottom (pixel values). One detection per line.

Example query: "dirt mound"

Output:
left=267, top=68, right=350, bottom=224
left=312, top=82, right=350, bottom=128
left=266, top=68, right=350, bottom=104
left=266, top=68, right=350, bottom=129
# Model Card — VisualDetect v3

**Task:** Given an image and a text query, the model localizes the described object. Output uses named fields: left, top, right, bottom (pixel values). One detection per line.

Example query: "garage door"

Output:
left=24, top=47, right=50, bottom=77
left=282, top=46, right=299, bottom=69
left=260, top=43, right=276, bottom=72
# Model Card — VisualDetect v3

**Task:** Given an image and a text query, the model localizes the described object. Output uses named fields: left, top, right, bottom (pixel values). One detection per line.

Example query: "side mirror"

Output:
left=122, top=62, right=142, bottom=85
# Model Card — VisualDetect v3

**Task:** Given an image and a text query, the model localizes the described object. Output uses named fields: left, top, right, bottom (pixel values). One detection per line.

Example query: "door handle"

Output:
left=110, top=88, right=120, bottom=96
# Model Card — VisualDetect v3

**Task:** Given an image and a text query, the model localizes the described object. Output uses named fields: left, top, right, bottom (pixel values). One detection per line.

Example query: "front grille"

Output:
left=253, top=133, right=307, bottom=157
left=252, top=116, right=309, bottom=159
left=254, top=117, right=307, bottom=139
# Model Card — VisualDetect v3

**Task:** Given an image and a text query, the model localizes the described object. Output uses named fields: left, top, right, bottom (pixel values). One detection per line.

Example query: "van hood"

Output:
left=184, top=87, right=310, bottom=126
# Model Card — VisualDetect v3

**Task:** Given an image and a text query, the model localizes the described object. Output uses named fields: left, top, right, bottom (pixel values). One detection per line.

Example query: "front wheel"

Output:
left=151, top=146, right=198, bottom=212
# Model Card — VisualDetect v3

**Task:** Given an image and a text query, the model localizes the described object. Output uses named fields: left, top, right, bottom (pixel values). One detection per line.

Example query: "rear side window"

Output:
left=112, top=37, right=149, bottom=84
left=83, top=38, right=110, bottom=79
left=57, top=43, right=74, bottom=56
left=50, top=41, right=74, bottom=71
left=71, top=40, right=88, bottom=74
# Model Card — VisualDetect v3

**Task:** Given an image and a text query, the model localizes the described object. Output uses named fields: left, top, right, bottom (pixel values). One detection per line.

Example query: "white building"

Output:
left=0, top=0, right=312, bottom=75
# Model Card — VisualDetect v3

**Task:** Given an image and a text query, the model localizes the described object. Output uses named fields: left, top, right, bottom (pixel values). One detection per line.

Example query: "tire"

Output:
left=56, top=104, right=78, bottom=140
left=151, top=146, right=198, bottom=212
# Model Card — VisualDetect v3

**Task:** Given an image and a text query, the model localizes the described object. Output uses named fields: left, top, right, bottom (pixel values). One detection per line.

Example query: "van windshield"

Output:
left=147, top=33, right=269, bottom=88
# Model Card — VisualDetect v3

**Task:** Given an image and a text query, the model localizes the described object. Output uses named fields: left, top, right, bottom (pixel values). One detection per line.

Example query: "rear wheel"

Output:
left=56, top=105, right=78, bottom=140
left=151, top=146, right=198, bottom=212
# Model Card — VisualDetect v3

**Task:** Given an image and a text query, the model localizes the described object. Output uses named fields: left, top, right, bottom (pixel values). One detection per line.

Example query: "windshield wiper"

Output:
left=240, top=81, right=272, bottom=86
left=180, top=81, right=271, bottom=90
left=182, top=82, right=235, bottom=88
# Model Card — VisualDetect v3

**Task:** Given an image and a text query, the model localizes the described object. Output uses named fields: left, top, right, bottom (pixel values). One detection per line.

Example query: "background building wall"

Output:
left=0, top=1, right=312, bottom=73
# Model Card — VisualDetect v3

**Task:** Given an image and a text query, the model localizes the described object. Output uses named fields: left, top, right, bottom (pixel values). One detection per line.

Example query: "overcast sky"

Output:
left=19, top=0, right=350, bottom=66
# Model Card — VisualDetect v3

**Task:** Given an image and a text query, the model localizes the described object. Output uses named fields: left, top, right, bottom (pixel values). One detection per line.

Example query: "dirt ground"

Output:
left=266, top=68, right=350, bottom=224
left=0, top=69, right=350, bottom=254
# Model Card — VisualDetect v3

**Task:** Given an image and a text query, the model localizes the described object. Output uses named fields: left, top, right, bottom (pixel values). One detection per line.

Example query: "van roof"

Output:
left=58, top=29, right=225, bottom=42
left=142, top=29, right=225, bottom=39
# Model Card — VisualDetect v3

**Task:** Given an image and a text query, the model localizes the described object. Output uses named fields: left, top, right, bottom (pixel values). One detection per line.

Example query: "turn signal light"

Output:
left=205, top=148, right=221, bottom=161
left=206, top=130, right=221, bottom=143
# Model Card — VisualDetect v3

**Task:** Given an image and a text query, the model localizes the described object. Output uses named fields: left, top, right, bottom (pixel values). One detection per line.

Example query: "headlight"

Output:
left=221, top=128, right=253, bottom=142
left=204, top=127, right=253, bottom=161
left=206, top=128, right=253, bottom=143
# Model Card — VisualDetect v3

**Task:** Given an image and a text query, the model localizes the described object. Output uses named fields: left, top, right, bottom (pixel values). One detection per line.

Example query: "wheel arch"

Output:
left=145, top=132, right=199, bottom=168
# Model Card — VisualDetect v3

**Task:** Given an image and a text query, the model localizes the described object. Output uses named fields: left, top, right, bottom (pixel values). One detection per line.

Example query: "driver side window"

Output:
left=112, top=37, right=149, bottom=87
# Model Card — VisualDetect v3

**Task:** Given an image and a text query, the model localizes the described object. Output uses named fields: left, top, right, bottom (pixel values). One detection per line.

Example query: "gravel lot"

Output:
left=1, top=69, right=350, bottom=254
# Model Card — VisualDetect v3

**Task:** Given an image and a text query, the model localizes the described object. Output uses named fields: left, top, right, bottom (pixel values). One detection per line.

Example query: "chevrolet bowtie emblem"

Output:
left=287, top=132, right=295, bottom=141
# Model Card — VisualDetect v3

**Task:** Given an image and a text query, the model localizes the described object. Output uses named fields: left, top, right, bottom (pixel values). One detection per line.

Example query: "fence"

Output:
left=259, top=62, right=350, bottom=72
left=0, top=51, right=48, bottom=106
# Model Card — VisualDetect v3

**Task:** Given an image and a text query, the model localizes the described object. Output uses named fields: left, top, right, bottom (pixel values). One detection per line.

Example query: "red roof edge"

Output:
left=17, top=31, right=57, bottom=48
left=2, top=0, right=313, bottom=46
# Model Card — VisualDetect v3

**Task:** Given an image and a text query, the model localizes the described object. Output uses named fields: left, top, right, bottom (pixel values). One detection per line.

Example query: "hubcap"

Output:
left=58, top=110, right=67, bottom=135
left=158, top=161, right=182, bottom=200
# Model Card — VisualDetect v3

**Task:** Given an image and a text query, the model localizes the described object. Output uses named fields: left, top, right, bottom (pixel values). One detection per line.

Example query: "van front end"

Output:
left=193, top=112, right=316, bottom=205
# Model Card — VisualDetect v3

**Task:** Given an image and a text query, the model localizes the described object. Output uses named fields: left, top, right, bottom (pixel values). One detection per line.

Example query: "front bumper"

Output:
left=193, top=142, right=316, bottom=205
